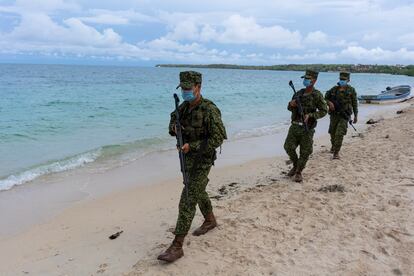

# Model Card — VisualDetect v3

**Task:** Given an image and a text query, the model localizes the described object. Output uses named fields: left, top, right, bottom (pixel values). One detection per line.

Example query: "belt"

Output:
left=291, top=121, right=304, bottom=126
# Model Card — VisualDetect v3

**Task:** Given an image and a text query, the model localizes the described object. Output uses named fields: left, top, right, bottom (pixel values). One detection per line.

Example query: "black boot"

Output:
left=294, top=170, right=303, bottom=182
left=287, top=166, right=297, bottom=177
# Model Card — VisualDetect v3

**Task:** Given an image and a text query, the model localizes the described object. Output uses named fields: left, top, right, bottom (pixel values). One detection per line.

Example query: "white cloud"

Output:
left=14, top=0, right=80, bottom=12
left=362, top=32, right=380, bottom=42
left=304, top=31, right=329, bottom=46
left=398, top=33, right=414, bottom=47
left=163, top=14, right=302, bottom=49
left=214, top=15, right=302, bottom=49
left=4, top=12, right=122, bottom=47
left=77, top=9, right=158, bottom=25
left=165, top=20, right=200, bottom=41
left=304, top=30, right=354, bottom=48
left=141, top=37, right=206, bottom=53
left=77, top=13, right=129, bottom=25
left=340, top=46, right=414, bottom=62
left=1, top=0, right=414, bottom=64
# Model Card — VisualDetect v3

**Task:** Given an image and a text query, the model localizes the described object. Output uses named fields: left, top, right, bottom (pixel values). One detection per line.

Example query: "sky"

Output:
left=0, top=0, right=414, bottom=65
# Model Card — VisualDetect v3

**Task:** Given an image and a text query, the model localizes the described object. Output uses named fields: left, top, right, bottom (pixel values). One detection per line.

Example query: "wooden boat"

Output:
left=358, top=85, right=412, bottom=104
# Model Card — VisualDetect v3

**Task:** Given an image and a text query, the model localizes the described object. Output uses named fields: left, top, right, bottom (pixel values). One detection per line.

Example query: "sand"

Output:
left=1, top=102, right=413, bottom=276
left=125, top=104, right=414, bottom=275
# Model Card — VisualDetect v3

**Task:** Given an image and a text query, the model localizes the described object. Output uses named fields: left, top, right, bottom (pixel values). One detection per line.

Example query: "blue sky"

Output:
left=1, top=0, right=414, bottom=65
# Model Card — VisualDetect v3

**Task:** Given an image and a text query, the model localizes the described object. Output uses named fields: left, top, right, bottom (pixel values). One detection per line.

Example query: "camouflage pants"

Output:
left=329, top=114, right=348, bottom=152
left=174, top=160, right=213, bottom=236
left=284, top=124, right=315, bottom=171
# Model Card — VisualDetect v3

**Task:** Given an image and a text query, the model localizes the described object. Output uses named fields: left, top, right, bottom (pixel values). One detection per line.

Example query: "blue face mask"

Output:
left=303, top=79, right=312, bottom=88
left=338, top=80, right=348, bottom=87
left=181, top=89, right=196, bottom=102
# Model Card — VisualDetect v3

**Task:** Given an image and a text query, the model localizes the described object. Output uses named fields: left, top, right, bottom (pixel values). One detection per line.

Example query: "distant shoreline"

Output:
left=156, top=64, right=414, bottom=77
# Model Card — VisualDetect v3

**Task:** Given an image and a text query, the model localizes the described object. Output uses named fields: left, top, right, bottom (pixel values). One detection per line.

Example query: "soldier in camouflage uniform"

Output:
left=157, top=71, right=227, bottom=263
left=325, top=72, right=358, bottom=159
left=284, top=70, right=327, bottom=182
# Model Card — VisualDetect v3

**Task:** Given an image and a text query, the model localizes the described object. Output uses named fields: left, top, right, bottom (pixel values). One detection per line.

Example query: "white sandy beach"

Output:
left=0, top=101, right=413, bottom=275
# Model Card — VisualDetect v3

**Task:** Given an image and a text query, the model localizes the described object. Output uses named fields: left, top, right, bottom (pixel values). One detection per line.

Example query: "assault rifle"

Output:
left=289, top=80, right=309, bottom=132
left=173, top=93, right=189, bottom=206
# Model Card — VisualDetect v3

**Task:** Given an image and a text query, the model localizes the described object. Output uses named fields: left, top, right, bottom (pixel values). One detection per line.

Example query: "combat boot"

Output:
left=333, top=151, right=340, bottom=159
left=193, top=212, right=217, bottom=236
left=294, top=170, right=303, bottom=182
left=157, top=235, right=185, bottom=262
left=287, top=166, right=297, bottom=177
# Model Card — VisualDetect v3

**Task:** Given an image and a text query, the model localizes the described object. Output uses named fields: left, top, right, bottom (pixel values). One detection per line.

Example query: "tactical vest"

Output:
left=177, top=98, right=226, bottom=145
left=328, top=86, right=354, bottom=116
left=177, top=98, right=226, bottom=163
left=180, top=103, right=208, bottom=144
left=292, top=89, right=319, bottom=122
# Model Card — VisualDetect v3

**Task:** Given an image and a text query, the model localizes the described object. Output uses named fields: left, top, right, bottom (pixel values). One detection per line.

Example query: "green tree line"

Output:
left=156, top=64, right=414, bottom=77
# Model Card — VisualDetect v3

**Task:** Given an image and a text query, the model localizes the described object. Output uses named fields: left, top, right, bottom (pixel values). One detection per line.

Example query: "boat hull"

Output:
left=358, top=95, right=413, bottom=104
left=358, top=85, right=411, bottom=104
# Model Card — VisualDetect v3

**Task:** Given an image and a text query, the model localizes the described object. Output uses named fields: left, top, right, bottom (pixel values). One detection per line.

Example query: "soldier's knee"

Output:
left=178, top=196, right=197, bottom=211
left=284, top=142, right=295, bottom=153
left=301, top=146, right=313, bottom=157
left=335, top=128, right=346, bottom=137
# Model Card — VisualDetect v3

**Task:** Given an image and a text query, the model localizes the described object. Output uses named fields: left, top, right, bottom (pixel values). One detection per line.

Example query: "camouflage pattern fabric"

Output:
left=325, top=85, right=358, bottom=118
left=176, top=71, right=202, bottom=89
left=174, top=162, right=213, bottom=235
left=325, top=85, right=358, bottom=152
left=284, top=87, right=327, bottom=171
left=284, top=124, right=315, bottom=171
left=339, top=71, right=350, bottom=80
left=301, top=69, right=319, bottom=79
left=288, top=88, right=328, bottom=124
left=329, top=114, right=348, bottom=152
left=169, top=97, right=226, bottom=235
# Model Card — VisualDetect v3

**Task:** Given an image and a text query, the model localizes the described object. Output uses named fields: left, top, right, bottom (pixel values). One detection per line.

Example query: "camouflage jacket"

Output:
left=169, top=97, right=227, bottom=160
left=288, top=88, right=328, bottom=124
left=325, top=85, right=358, bottom=117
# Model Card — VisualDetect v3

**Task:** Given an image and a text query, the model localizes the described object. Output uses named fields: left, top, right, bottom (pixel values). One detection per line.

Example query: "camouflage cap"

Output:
left=339, top=71, right=350, bottom=80
left=176, top=71, right=202, bottom=89
left=301, top=69, right=319, bottom=79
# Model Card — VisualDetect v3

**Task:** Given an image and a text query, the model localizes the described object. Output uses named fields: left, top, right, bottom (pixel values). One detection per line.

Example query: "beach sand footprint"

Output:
left=96, top=263, right=108, bottom=274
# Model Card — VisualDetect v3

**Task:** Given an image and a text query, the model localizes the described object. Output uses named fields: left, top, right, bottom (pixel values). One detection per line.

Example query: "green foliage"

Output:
left=156, top=64, right=414, bottom=77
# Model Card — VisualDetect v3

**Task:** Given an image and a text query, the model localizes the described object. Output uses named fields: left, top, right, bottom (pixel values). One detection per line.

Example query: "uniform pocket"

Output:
left=191, top=112, right=204, bottom=127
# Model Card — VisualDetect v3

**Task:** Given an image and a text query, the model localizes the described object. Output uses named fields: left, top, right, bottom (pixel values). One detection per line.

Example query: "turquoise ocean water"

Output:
left=0, top=64, right=413, bottom=191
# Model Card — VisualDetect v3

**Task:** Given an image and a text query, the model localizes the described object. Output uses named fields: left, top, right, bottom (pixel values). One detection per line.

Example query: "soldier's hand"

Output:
left=304, top=114, right=310, bottom=123
left=289, top=100, right=297, bottom=108
left=328, top=101, right=335, bottom=112
left=181, top=143, right=190, bottom=153
left=353, top=116, right=358, bottom=124
left=173, top=125, right=185, bottom=134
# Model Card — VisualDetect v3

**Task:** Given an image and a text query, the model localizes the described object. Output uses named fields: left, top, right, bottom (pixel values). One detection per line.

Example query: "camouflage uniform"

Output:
left=325, top=72, right=358, bottom=153
left=169, top=72, right=227, bottom=236
left=284, top=70, right=327, bottom=172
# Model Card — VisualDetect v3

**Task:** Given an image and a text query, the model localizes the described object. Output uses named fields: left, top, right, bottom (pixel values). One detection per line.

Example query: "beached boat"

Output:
left=358, top=85, right=412, bottom=104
